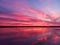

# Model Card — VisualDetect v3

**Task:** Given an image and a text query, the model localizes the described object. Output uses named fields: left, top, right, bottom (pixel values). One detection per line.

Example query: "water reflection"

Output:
left=0, top=27, right=60, bottom=45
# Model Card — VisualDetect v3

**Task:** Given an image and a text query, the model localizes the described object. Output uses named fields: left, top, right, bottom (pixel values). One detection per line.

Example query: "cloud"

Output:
left=0, top=0, right=30, bottom=11
left=0, top=6, right=16, bottom=15
left=0, top=0, right=60, bottom=26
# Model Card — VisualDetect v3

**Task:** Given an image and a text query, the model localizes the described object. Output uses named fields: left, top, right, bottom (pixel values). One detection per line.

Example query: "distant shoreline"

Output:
left=0, top=26, right=60, bottom=28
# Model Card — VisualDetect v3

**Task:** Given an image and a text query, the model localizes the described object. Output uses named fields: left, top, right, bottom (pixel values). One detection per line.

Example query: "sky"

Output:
left=0, top=0, right=60, bottom=25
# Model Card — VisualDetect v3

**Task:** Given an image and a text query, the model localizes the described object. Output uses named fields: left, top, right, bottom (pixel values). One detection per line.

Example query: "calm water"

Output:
left=0, top=27, right=60, bottom=45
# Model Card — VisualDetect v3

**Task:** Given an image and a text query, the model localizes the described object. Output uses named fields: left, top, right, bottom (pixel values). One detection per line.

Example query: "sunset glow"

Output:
left=0, top=0, right=60, bottom=45
left=0, top=0, right=60, bottom=26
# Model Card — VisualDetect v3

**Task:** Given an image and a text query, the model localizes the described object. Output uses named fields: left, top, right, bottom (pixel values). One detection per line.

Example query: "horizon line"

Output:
left=0, top=26, right=60, bottom=28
